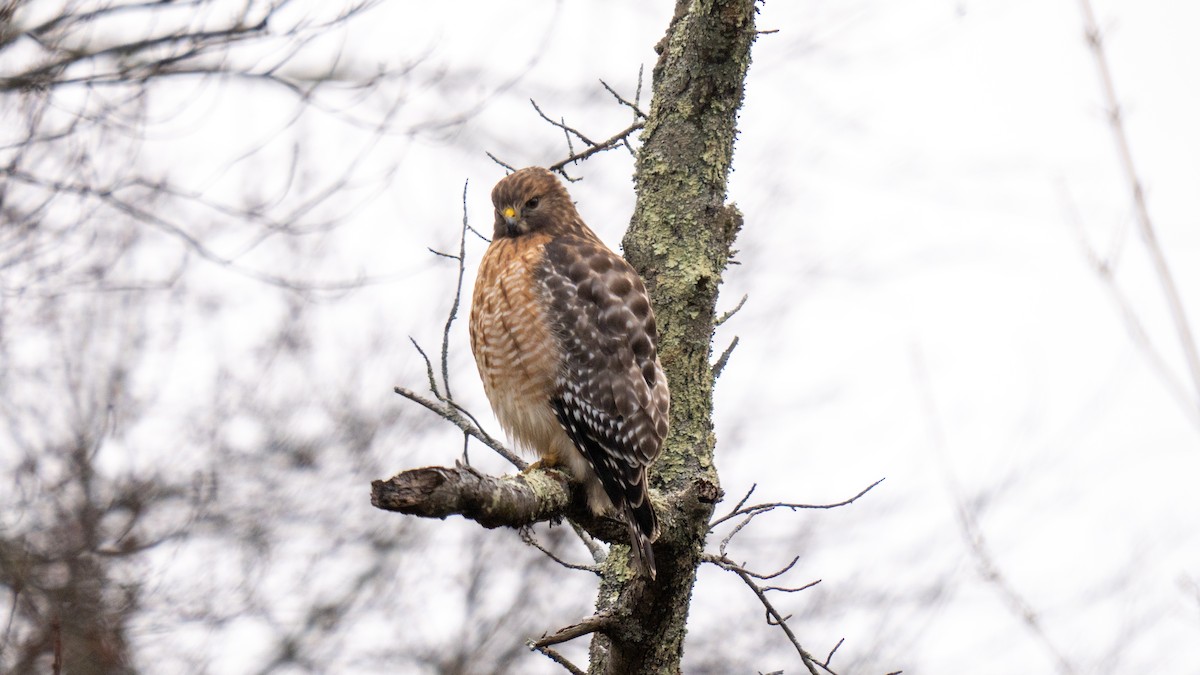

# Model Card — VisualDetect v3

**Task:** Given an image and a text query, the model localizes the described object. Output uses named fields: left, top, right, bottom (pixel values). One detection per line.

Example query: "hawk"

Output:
left=469, top=167, right=670, bottom=579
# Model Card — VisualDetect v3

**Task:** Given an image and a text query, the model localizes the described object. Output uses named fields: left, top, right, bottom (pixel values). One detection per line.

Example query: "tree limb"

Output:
left=1076, top=0, right=1200, bottom=419
left=370, top=465, right=573, bottom=529
left=531, top=613, right=613, bottom=648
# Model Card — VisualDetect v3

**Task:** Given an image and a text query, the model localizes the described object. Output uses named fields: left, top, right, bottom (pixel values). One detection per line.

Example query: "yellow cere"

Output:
left=503, top=206, right=516, bottom=219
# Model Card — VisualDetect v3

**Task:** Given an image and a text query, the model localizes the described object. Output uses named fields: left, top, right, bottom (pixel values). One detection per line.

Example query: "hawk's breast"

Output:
left=469, top=233, right=566, bottom=459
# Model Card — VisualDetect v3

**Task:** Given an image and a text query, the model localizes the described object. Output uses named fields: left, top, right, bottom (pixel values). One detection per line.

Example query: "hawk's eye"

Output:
left=525, top=197, right=540, bottom=210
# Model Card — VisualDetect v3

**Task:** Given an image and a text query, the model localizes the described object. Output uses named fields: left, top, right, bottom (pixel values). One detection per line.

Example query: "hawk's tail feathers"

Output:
left=625, top=499, right=658, bottom=580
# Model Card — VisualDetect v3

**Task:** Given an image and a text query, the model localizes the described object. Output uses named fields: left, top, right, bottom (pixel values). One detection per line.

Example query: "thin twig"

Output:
left=1060, top=183, right=1200, bottom=429
left=393, top=386, right=526, bottom=469
left=747, top=556, right=802, bottom=582
left=823, top=637, right=845, bottom=668
left=531, top=99, right=595, bottom=146
left=561, top=118, right=577, bottom=161
left=486, top=152, right=516, bottom=172
left=729, top=483, right=757, bottom=514
left=570, top=521, right=608, bottom=564
left=548, top=120, right=645, bottom=174
left=520, top=527, right=601, bottom=575
left=531, top=613, right=613, bottom=648
left=712, top=336, right=739, bottom=380
left=703, top=553, right=831, bottom=674
left=599, top=79, right=648, bottom=119
left=761, top=579, right=820, bottom=594
left=717, top=508, right=756, bottom=556
left=1079, top=0, right=1200, bottom=409
left=397, top=185, right=535, bottom=469
left=703, top=553, right=815, bottom=590
left=426, top=248, right=460, bottom=261
left=438, top=181, right=472, bottom=403
left=634, top=64, right=644, bottom=113
left=445, top=398, right=506, bottom=454
left=530, top=643, right=587, bottom=675
left=466, top=222, right=491, bottom=243
left=715, top=293, right=748, bottom=327
left=408, top=337, right=441, bottom=400
left=710, top=478, right=885, bottom=530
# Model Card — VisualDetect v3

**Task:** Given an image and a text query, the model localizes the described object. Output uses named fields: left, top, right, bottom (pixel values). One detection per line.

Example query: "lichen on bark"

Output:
left=591, top=0, right=756, bottom=672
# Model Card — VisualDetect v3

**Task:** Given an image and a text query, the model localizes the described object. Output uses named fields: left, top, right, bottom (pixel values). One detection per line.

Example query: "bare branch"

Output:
left=599, top=79, right=648, bottom=120
left=370, top=465, right=572, bottom=529
left=1, top=168, right=400, bottom=294
left=408, top=338, right=442, bottom=401
left=547, top=120, right=645, bottom=175
left=530, top=643, right=586, bottom=675
left=749, top=556, right=801, bottom=582
left=702, top=553, right=815, bottom=591
left=634, top=64, right=644, bottom=114
left=519, top=527, right=601, bottom=576
left=712, top=335, right=739, bottom=380
left=438, top=182, right=473, bottom=403
left=823, top=637, right=845, bottom=669
left=393, top=386, right=525, bottom=469
left=714, top=293, right=748, bottom=327
left=569, top=521, right=608, bottom=565
left=729, top=483, right=757, bottom=514
left=702, top=553, right=832, bottom=675
left=531, top=613, right=613, bottom=648
left=530, top=99, right=596, bottom=146
left=486, top=152, right=517, bottom=172
left=1079, top=0, right=1200, bottom=410
left=466, top=222, right=492, bottom=243
left=710, top=478, right=885, bottom=530
left=1060, top=184, right=1200, bottom=429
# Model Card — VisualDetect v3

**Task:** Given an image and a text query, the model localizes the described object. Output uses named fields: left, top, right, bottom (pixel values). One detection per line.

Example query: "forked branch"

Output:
left=526, top=613, right=614, bottom=675
left=701, top=552, right=832, bottom=675
left=703, top=479, right=888, bottom=674
left=487, top=75, right=648, bottom=181
left=531, top=613, right=613, bottom=649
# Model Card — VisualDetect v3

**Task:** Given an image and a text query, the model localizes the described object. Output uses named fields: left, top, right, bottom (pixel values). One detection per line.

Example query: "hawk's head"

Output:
left=490, top=167, right=578, bottom=239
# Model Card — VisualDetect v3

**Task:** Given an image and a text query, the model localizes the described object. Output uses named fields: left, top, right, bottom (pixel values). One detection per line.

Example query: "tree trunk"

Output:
left=589, top=0, right=754, bottom=672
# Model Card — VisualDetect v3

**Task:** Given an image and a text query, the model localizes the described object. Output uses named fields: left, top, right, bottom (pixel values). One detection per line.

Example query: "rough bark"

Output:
left=591, top=0, right=753, bottom=672
left=372, top=466, right=574, bottom=528
left=371, top=466, right=629, bottom=542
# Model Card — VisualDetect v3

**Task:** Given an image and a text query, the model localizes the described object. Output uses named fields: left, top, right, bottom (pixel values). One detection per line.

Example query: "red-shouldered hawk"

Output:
left=469, top=167, right=670, bottom=579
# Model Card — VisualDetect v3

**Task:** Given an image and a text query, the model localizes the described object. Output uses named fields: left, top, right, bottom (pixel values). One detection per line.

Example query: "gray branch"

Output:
left=370, top=465, right=572, bottom=529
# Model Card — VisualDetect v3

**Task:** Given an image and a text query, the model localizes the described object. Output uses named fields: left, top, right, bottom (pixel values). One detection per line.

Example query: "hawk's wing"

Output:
left=537, top=235, right=669, bottom=541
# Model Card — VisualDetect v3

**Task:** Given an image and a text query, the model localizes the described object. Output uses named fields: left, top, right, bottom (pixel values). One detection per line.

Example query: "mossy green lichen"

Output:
left=591, top=1, right=756, bottom=672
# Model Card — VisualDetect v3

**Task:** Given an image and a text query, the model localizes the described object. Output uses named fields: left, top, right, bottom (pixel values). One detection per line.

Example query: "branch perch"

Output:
left=371, top=465, right=572, bottom=529
left=371, top=464, right=629, bottom=547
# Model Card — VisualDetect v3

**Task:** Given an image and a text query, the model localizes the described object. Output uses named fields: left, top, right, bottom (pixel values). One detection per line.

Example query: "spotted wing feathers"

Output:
left=538, top=235, right=670, bottom=577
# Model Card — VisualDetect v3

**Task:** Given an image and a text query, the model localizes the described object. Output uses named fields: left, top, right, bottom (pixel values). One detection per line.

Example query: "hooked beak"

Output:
left=502, top=206, right=519, bottom=235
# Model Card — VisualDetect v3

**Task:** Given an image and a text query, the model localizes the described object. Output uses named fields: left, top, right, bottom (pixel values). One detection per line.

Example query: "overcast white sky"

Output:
left=11, top=0, right=1199, bottom=672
